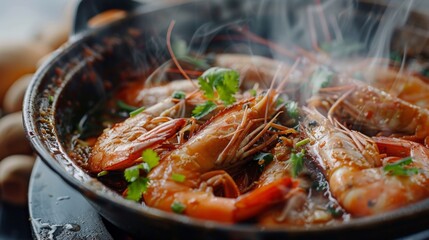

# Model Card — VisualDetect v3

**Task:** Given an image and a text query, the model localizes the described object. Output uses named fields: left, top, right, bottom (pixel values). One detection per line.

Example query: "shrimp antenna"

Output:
left=276, top=58, right=301, bottom=92
left=166, top=20, right=198, bottom=89
left=264, top=63, right=285, bottom=124
left=327, top=86, right=355, bottom=124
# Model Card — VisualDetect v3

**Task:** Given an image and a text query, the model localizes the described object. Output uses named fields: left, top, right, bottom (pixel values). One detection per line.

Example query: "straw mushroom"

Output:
left=0, top=154, right=36, bottom=205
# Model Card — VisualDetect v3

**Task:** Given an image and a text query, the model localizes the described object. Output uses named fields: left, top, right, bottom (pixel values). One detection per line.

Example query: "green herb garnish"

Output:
left=171, top=201, right=186, bottom=214
left=192, top=101, right=217, bottom=120
left=97, top=170, right=109, bottom=177
left=129, top=106, right=146, bottom=117
left=286, top=101, right=299, bottom=119
left=172, top=38, right=188, bottom=58
left=383, top=157, right=420, bottom=176
left=172, top=90, right=186, bottom=100
left=117, top=100, right=138, bottom=112
left=254, top=152, right=274, bottom=171
left=198, top=67, right=239, bottom=105
left=142, top=149, right=160, bottom=172
left=48, top=95, right=54, bottom=104
left=126, top=177, right=150, bottom=201
left=123, top=149, right=160, bottom=202
left=296, top=138, right=310, bottom=148
left=191, top=67, right=240, bottom=119
left=249, top=89, right=257, bottom=97
left=311, top=67, right=334, bottom=91
left=171, top=173, right=186, bottom=183
left=124, top=164, right=144, bottom=182
left=327, top=205, right=344, bottom=218
left=290, top=149, right=305, bottom=178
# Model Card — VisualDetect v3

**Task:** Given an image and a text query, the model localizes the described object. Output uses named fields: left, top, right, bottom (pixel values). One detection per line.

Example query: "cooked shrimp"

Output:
left=214, top=54, right=306, bottom=91
left=144, top=90, right=298, bottom=222
left=88, top=97, right=190, bottom=173
left=256, top=138, right=345, bottom=226
left=357, top=67, right=429, bottom=109
left=310, top=79, right=429, bottom=146
left=303, top=107, right=429, bottom=216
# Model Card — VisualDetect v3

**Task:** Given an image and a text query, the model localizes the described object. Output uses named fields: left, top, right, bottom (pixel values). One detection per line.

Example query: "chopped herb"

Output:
left=117, top=100, right=138, bottom=112
left=276, top=96, right=286, bottom=107
left=172, top=38, right=188, bottom=58
left=97, top=170, right=109, bottom=177
left=192, top=101, right=217, bottom=120
left=313, top=180, right=328, bottom=192
left=254, top=152, right=274, bottom=171
left=383, top=157, right=420, bottom=176
left=125, top=177, right=150, bottom=201
left=142, top=149, right=160, bottom=172
left=129, top=106, right=145, bottom=117
left=180, top=55, right=211, bottom=69
left=286, top=101, right=299, bottom=119
left=290, top=149, right=305, bottom=178
left=171, top=201, right=186, bottom=214
left=198, top=67, right=240, bottom=105
left=48, top=95, right=54, bottom=103
left=311, top=67, right=334, bottom=92
left=296, top=138, right=310, bottom=148
left=171, top=173, right=186, bottom=182
left=124, top=164, right=143, bottom=182
left=327, top=205, right=343, bottom=218
left=172, top=90, right=186, bottom=100
left=249, top=89, right=257, bottom=97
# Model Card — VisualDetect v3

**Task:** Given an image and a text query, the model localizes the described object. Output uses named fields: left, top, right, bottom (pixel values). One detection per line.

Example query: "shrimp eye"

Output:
left=308, top=120, right=318, bottom=127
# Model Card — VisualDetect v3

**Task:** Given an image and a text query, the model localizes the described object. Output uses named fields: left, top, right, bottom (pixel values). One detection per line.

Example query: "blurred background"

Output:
left=0, top=1, right=71, bottom=239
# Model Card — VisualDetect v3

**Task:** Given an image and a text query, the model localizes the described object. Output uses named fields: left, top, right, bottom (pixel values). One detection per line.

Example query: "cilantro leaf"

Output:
left=171, top=201, right=186, bottom=214
left=126, top=177, right=149, bottom=201
left=290, top=150, right=305, bottom=178
left=199, top=67, right=239, bottom=105
left=198, top=77, right=215, bottom=99
left=124, top=164, right=143, bottom=182
left=142, top=149, right=159, bottom=171
left=192, top=101, right=217, bottom=120
left=383, top=157, right=420, bottom=176
left=254, top=152, right=274, bottom=171
left=310, top=67, right=334, bottom=93
left=171, top=173, right=186, bottom=182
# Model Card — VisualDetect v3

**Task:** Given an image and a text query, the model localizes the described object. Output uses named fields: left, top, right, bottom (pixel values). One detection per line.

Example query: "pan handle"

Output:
left=72, top=0, right=142, bottom=36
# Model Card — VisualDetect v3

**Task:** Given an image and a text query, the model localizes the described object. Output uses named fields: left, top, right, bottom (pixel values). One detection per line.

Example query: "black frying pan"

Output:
left=23, top=0, right=429, bottom=239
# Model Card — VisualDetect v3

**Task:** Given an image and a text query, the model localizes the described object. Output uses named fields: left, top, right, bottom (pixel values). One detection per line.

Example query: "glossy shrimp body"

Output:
left=144, top=92, right=297, bottom=222
left=88, top=96, right=196, bottom=173
left=257, top=137, right=347, bottom=226
left=311, top=79, right=429, bottom=146
left=303, top=107, right=429, bottom=216
left=357, top=67, right=429, bottom=110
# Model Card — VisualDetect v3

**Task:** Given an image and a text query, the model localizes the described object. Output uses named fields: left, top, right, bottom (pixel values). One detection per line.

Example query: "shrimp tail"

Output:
left=234, top=177, right=297, bottom=221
